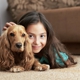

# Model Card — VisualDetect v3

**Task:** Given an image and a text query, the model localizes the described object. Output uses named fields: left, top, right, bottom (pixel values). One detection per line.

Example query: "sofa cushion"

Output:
left=7, top=0, right=45, bottom=22
left=7, top=0, right=80, bottom=22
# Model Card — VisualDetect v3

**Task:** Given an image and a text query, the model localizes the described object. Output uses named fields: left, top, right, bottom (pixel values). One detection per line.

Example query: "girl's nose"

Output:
left=34, top=37, right=40, bottom=45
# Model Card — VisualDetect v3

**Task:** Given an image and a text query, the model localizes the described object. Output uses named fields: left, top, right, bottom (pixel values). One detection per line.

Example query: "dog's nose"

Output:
left=16, top=43, right=22, bottom=48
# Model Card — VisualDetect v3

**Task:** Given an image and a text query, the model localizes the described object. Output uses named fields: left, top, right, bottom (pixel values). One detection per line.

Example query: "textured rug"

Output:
left=0, top=55, right=80, bottom=80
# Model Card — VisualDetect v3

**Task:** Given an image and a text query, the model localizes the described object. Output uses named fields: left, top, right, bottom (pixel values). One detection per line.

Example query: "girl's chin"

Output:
left=32, top=47, right=43, bottom=53
left=33, top=49, right=41, bottom=54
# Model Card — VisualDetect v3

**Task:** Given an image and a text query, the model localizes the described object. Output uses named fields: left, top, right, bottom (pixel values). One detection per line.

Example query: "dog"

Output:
left=0, top=24, right=49, bottom=72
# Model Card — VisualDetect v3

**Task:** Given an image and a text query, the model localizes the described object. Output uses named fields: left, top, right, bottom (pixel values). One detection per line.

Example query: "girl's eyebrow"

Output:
left=27, top=32, right=47, bottom=35
left=40, top=32, right=47, bottom=34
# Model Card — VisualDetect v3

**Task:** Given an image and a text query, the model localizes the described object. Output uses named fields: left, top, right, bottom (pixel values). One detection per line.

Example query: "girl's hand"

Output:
left=3, top=22, right=16, bottom=31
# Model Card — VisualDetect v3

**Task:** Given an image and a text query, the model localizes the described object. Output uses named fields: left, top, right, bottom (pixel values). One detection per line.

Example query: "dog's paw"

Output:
left=10, top=66, right=24, bottom=72
left=34, top=64, right=50, bottom=71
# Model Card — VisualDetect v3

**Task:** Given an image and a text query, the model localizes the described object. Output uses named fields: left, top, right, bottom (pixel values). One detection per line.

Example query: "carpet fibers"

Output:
left=0, top=55, right=80, bottom=80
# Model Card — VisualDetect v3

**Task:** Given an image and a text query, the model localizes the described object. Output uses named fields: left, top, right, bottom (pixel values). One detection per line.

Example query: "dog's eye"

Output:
left=22, top=33, right=25, bottom=37
left=10, top=33, right=15, bottom=36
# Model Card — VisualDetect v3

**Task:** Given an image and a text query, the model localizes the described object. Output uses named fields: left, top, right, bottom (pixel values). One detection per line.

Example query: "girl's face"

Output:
left=26, top=22, right=47, bottom=54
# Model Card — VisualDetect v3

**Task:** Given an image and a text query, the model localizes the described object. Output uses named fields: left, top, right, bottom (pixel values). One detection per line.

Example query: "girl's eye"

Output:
left=28, top=34, right=34, bottom=38
left=40, top=35, right=46, bottom=38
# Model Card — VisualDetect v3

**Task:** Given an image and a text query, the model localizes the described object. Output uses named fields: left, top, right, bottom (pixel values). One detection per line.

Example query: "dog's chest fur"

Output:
left=13, top=52, right=24, bottom=65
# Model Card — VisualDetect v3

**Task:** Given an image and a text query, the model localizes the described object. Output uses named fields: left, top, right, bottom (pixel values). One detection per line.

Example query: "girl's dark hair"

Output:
left=18, top=11, right=76, bottom=68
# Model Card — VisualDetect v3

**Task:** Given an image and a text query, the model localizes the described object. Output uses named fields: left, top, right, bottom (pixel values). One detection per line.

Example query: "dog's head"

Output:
left=7, top=24, right=29, bottom=52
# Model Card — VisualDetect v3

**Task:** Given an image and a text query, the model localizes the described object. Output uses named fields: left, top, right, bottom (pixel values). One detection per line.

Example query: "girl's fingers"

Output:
left=3, top=27, right=8, bottom=31
left=5, top=22, right=13, bottom=28
left=9, top=22, right=16, bottom=25
left=5, top=22, right=16, bottom=27
left=3, top=22, right=16, bottom=31
left=5, top=22, right=16, bottom=28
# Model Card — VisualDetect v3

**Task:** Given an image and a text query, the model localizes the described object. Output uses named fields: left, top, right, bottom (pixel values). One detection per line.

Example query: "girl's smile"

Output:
left=32, top=45, right=41, bottom=51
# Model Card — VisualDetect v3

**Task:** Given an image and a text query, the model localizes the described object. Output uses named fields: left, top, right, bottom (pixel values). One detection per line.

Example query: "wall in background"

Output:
left=0, top=0, right=12, bottom=34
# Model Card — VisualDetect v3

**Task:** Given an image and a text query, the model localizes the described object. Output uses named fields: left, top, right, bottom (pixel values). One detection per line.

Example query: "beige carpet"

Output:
left=0, top=55, right=80, bottom=80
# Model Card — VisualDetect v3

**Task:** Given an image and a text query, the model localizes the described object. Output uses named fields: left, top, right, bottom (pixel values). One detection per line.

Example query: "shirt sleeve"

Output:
left=55, top=52, right=69, bottom=66
left=37, top=52, right=69, bottom=66
left=39, top=56, right=49, bottom=64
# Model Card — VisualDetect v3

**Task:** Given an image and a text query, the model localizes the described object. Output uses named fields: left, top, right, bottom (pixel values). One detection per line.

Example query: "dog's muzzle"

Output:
left=16, top=42, right=22, bottom=48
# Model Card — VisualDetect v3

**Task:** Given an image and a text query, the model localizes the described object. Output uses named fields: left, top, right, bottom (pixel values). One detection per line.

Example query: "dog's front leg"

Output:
left=20, top=57, right=35, bottom=71
left=33, top=59, right=50, bottom=71
left=10, top=66, right=25, bottom=72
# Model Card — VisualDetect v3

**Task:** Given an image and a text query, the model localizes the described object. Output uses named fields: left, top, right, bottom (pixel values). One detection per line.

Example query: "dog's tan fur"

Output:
left=0, top=24, right=49, bottom=72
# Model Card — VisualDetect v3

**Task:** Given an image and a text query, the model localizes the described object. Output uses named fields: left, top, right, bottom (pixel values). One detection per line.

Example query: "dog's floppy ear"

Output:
left=23, top=35, right=35, bottom=70
left=24, top=34, right=34, bottom=60
left=0, top=30, right=10, bottom=49
left=24, top=36, right=33, bottom=55
left=0, top=30, right=14, bottom=70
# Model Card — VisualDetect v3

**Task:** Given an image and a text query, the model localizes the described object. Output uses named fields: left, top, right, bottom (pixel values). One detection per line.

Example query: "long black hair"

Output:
left=18, top=11, right=76, bottom=68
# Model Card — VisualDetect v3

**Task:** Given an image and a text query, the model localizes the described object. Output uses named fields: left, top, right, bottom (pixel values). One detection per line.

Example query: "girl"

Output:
left=4, top=11, right=76, bottom=69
